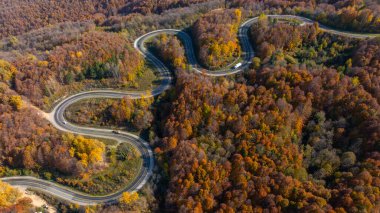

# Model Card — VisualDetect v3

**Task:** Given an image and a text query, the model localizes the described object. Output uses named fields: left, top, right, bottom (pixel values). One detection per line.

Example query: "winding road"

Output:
left=1, top=15, right=378, bottom=206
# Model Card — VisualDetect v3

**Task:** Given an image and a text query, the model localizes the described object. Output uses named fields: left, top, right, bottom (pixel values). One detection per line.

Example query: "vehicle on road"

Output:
left=233, top=62, right=242, bottom=69
left=2, top=14, right=377, bottom=206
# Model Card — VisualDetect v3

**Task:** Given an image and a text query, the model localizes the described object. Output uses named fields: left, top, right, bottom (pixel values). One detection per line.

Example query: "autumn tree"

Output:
left=0, top=181, right=22, bottom=207
left=120, top=192, right=139, bottom=205
left=9, top=95, right=23, bottom=111
left=0, top=59, right=17, bottom=85
left=65, top=134, right=106, bottom=169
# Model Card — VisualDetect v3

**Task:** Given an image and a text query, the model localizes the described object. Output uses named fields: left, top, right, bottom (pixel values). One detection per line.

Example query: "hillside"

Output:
left=0, top=0, right=379, bottom=212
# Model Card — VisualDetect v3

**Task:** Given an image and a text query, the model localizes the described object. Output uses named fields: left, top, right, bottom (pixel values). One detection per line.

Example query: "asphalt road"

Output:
left=1, top=15, right=378, bottom=206
left=134, top=15, right=378, bottom=76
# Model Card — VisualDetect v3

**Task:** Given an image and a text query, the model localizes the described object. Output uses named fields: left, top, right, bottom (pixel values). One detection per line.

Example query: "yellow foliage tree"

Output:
left=127, top=72, right=136, bottom=82
left=173, top=57, right=186, bottom=69
left=0, top=180, right=22, bottom=207
left=123, top=101, right=133, bottom=120
left=168, top=137, right=178, bottom=149
left=85, top=207, right=96, bottom=213
left=352, top=76, right=360, bottom=87
left=295, top=118, right=304, bottom=135
left=0, top=59, right=17, bottom=84
left=26, top=54, right=37, bottom=61
left=235, top=9, right=242, bottom=22
left=70, top=51, right=76, bottom=59
left=65, top=134, right=105, bottom=168
left=9, top=95, right=23, bottom=111
left=119, top=192, right=139, bottom=205
left=76, top=51, right=83, bottom=58
left=37, top=60, right=49, bottom=67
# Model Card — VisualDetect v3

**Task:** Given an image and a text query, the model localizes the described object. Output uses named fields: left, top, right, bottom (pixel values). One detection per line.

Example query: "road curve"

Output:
left=134, top=15, right=378, bottom=77
left=1, top=15, right=378, bottom=206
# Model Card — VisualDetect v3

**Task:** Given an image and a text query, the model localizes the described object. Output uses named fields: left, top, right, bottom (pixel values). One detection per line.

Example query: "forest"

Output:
left=64, top=97, right=154, bottom=132
left=0, top=0, right=213, bottom=39
left=149, top=34, right=187, bottom=70
left=1, top=31, right=145, bottom=110
left=0, top=59, right=141, bottom=204
left=2, top=0, right=379, bottom=40
left=192, top=9, right=242, bottom=69
left=230, top=0, right=380, bottom=33
left=154, top=41, right=380, bottom=211
left=147, top=11, right=380, bottom=212
left=0, top=92, right=108, bottom=175
left=250, top=15, right=359, bottom=68
left=0, top=0, right=379, bottom=212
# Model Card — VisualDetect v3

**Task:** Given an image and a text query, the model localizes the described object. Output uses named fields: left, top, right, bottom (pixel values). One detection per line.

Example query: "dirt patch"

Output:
left=15, top=186, right=57, bottom=213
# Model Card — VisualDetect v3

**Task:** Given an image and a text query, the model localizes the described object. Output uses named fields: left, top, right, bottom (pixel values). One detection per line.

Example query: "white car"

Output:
left=234, top=62, right=242, bottom=69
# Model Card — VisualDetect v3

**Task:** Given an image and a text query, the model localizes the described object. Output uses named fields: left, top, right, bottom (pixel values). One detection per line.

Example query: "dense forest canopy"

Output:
left=192, top=9, right=242, bottom=69
left=1, top=0, right=379, bottom=40
left=0, top=0, right=213, bottom=39
left=230, top=0, right=380, bottom=32
left=250, top=15, right=359, bottom=68
left=155, top=63, right=380, bottom=212
left=145, top=14, right=380, bottom=211
left=0, top=0, right=379, bottom=212
left=5, top=31, right=144, bottom=109
left=0, top=83, right=106, bottom=176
